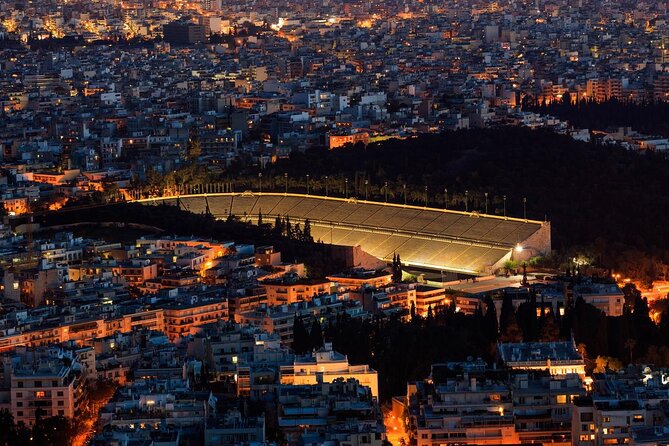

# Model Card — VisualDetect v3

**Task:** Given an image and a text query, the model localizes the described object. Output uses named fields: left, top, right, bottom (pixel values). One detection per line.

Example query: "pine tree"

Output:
left=410, top=301, right=417, bottom=322
left=426, top=305, right=434, bottom=324
left=284, top=216, right=292, bottom=238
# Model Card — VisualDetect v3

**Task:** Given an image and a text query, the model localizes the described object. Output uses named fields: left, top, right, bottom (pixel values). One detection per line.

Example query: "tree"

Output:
left=273, top=216, right=283, bottom=237
left=392, top=254, right=403, bottom=282
left=32, top=415, right=73, bottom=446
left=624, top=338, right=637, bottom=364
left=309, top=319, right=324, bottom=350
left=303, top=219, right=313, bottom=242
left=293, top=223, right=303, bottom=240
left=500, top=319, right=523, bottom=342
left=499, top=293, right=516, bottom=335
left=187, top=126, right=202, bottom=160
left=258, top=209, right=263, bottom=226
left=483, top=297, right=499, bottom=343
left=292, top=316, right=310, bottom=354
left=503, top=260, right=517, bottom=276
left=539, top=313, right=561, bottom=342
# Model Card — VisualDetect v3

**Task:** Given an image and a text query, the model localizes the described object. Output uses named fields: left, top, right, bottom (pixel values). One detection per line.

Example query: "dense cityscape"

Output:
left=2, top=0, right=669, bottom=445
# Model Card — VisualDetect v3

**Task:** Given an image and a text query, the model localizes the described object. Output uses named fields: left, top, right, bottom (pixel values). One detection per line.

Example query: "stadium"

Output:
left=137, top=193, right=551, bottom=276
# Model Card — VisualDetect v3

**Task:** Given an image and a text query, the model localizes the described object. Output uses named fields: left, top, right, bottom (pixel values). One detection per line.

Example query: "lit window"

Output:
left=556, top=395, right=567, bottom=404
left=35, top=391, right=45, bottom=398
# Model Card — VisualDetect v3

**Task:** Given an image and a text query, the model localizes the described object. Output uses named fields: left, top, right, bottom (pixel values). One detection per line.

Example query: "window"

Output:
left=34, top=381, right=41, bottom=387
left=633, top=415, right=644, bottom=423
left=58, top=410, right=64, bottom=416
left=580, top=435, right=590, bottom=441
left=16, top=402, right=22, bottom=407
left=556, top=395, right=567, bottom=404
left=16, top=392, right=22, bottom=397
left=581, top=413, right=594, bottom=422
left=603, top=416, right=610, bottom=422
left=56, top=391, right=63, bottom=397
left=35, top=391, right=45, bottom=398
left=57, top=401, right=63, bottom=406
left=17, top=382, right=23, bottom=388
left=16, top=411, right=22, bottom=417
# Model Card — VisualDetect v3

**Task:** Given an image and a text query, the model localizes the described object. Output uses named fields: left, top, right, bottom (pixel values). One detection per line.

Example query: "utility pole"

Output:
left=384, top=181, right=388, bottom=202
left=345, top=178, right=349, bottom=198
left=503, top=195, right=507, bottom=218
left=485, top=192, right=488, bottom=214
left=325, top=176, right=329, bottom=196
left=424, top=186, right=428, bottom=207
left=444, top=188, right=448, bottom=209
left=365, top=179, right=369, bottom=200
left=403, top=184, right=407, bottom=205
left=306, top=174, right=310, bottom=195
left=465, top=190, right=469, bottom=212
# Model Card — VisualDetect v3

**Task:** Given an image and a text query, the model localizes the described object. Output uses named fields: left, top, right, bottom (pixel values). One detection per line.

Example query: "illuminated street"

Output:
left=383, top=407, right=408, bottom=446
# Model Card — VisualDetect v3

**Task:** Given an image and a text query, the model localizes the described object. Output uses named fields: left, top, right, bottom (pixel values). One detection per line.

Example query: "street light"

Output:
left=325, top=176, right=329, bottom=196
left=284, top=173, right=288, bottom=195
left=484, top=192, right=488, bottom=214
left=465, top=190, right=469, bottom=212
left=306, top=174, right=310, bottom=195
left=258, top=172, right=262, bottom=194
left=503, top=195, right=507, bottom=219
left=403, top=184, right=407, bottom=205
left=345, top=178, right=349, bottom=198
left=384, top=181, right=388, bottom=202
left=523, top=197, right=527, bottom=221
left=424, top=186, right=428, bottom=207
left=444, top=188, right=448, bottom=209
left=365, top=179, right=369, bottom=200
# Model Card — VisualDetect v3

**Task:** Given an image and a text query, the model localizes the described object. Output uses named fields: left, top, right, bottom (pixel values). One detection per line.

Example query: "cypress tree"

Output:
left=483, top=296, right=499, bottom=343
left=303, top=219, right=313, bottom=242
left=292, top=316, right=309, bottom=354
left=310, top=319, right=324, bottom=350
